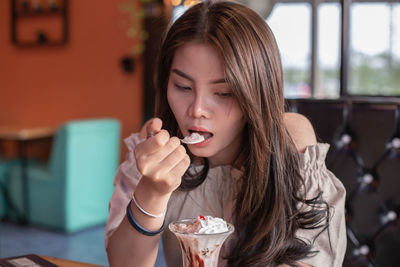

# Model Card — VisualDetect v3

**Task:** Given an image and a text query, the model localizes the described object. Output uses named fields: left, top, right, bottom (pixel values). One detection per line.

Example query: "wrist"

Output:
left=134, top=179, right=171, bottom=216
left=132, top=193, right=166, bottom=218
left=126, top=199, right=166, bottom=236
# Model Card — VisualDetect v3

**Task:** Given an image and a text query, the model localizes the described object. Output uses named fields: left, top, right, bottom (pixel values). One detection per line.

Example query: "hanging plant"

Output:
left=119, top=0, right=149, bottom=56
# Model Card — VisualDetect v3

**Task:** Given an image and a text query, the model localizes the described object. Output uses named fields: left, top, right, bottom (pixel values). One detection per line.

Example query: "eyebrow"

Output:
left=172, top=68, right=226, bottom=84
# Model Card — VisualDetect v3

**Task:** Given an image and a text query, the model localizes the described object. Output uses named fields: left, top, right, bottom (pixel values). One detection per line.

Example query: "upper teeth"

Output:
left=181, top=132, right=205, bottom=144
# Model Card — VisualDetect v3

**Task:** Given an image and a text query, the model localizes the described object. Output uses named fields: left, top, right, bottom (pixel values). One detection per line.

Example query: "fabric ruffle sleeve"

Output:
left=296, top=143, right=347, bottom=267
left=104, top=133, right=144, bottom=248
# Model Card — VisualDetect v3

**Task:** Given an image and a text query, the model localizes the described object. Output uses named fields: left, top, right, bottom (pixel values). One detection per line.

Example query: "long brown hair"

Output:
left=155, top=1, right=329, bottom=266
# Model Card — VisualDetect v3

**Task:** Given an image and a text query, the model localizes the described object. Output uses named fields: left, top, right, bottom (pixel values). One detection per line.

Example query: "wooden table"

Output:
left=0, top=125, right=56, bottom=223
left=0, top=254, right=103, bottom=267
left=42, top=255, right=104, bottom=267
left=0, top=126, right=55, bottom=141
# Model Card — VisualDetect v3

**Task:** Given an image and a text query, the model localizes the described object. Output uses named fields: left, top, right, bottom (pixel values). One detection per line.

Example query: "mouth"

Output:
left=188, top=128, right=213, bottom=141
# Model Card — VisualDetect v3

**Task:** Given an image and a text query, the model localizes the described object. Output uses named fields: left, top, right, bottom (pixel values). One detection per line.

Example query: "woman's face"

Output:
left=167, top=42, right=246, bottom=166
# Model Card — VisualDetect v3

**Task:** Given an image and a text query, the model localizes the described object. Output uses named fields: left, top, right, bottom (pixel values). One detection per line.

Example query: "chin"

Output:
left=188, top=148, right=214, bottom=159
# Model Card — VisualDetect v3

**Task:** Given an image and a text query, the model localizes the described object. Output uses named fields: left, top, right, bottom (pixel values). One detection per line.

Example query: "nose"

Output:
left=188, top=93, right=209, bottom=119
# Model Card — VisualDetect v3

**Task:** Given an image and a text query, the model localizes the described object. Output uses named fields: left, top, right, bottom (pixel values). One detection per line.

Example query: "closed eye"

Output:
left=175, top=84, right=191, bottom=91
left=216, top=92, right=233, bottom=97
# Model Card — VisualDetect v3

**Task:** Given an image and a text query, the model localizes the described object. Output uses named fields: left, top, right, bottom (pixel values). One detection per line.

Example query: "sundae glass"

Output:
left=169, top=216, right=234, bottom=267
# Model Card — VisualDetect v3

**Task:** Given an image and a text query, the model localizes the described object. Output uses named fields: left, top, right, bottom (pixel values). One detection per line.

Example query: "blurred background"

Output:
left=0, top=0, right=399, bottom=266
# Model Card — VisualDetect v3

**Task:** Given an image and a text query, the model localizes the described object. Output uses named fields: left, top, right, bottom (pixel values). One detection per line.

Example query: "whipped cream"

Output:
left=176, top=216, right=229, bottom=234
left=181, top=132, right=205, bottom=144
left=196, top=216, right=228, bottom=234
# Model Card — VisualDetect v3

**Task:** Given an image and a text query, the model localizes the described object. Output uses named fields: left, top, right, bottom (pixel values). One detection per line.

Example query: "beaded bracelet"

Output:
left=131, top=193, right=166, bottom=218
left=126, top=200, right=166, bottom=236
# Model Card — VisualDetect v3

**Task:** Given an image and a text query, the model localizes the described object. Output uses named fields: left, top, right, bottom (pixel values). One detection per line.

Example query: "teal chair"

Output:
left=8, top=118, right=121, bottom=232
left=0, top=158, right=20, bottom=220
left=0, top=161, right=10, bottom=219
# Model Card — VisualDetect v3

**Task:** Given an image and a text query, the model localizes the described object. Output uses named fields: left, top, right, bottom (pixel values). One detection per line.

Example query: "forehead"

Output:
left=171, top=42, right=225, bottom=79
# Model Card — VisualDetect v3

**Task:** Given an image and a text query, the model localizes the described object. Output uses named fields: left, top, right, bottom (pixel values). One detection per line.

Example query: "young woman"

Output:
left=105, top=1, right=346, bottom=266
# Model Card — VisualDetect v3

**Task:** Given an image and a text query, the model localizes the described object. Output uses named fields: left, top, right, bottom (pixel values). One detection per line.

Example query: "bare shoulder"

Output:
left=284, top=112, right=317, bottom=153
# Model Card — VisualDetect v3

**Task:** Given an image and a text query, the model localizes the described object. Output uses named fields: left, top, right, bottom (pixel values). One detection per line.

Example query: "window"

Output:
left=268, top=1, right=341, bottom=98
left=349, top=2, right=400, bottom=95
left=267, top=0, right=400, bottom=97
left=317, top=2, right=340, bottom=98
left=267, top=3, right=312, bottom=98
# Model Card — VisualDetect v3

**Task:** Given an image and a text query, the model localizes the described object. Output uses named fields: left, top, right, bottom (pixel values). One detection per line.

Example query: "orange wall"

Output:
left=0, top=0, right=144, bottom=159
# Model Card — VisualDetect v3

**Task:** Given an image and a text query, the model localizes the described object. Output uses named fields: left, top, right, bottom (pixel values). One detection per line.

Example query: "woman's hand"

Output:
left=107, top=118, right=185, bottom=267
left=135, top=118, right=190, bottom=197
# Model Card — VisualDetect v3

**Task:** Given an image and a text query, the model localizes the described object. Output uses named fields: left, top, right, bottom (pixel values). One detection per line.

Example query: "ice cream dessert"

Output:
left=169, top=216, right=234, bottom=267
left=173, top=215, right=229, bottom=234
left=181, top=132, right=205, bottom=144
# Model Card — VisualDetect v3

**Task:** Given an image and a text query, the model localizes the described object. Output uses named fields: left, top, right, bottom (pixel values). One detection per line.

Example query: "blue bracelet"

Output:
left=126, top=200, right=166, bottom=236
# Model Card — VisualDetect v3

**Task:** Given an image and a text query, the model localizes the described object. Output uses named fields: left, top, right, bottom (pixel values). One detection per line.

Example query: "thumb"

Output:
left=146, top=117, right=163, bottom=138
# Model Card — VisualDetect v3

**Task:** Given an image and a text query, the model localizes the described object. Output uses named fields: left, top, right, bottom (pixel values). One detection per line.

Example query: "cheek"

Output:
left=167, top=88, right=184, bottom=120
left=217, top=103, right=245, bottom=134
left=224, top=101, right=245, bottom=126
left=229, top=107, right=246, bottom=135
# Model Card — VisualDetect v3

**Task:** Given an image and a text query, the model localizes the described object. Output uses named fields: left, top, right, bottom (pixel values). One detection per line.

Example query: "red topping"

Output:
left=197, top=215, right=205, bottom=221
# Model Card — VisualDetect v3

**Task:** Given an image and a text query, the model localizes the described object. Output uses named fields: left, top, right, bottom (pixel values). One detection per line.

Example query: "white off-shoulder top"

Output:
left=105, top=133, right=347, bottom=267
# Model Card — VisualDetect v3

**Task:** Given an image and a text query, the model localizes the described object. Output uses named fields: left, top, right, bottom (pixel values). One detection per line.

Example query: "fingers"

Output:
left=136, top=136, right=189, bottom=169
left=166, top=150, right=191, bottom=179
left=149, top=136, right=181, bottom=163
left=157, top=152, right=191, bottom=191
left=144, top=146, right=190, bottom=192
left=136, top=136, right=183, bottom=174
left=135, top=129, right=171, bottom=157
left=159, top=143, right=189, bottom=173
left=139, top=118, right=163, bottom=139
left=146, top=118, right=162, bottom=138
